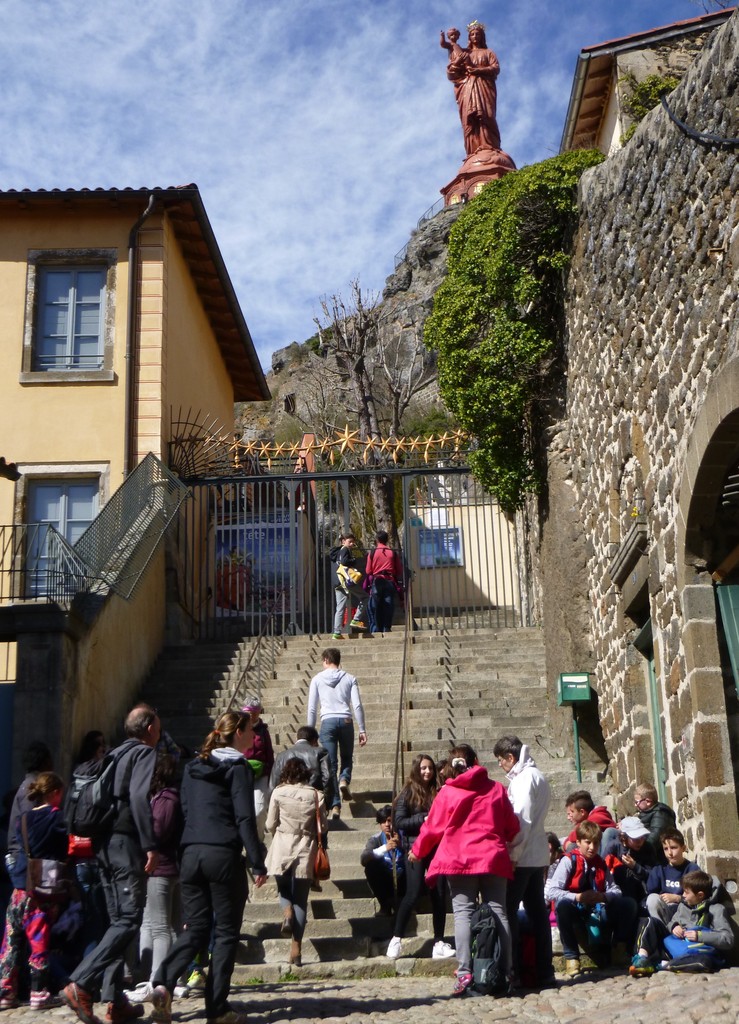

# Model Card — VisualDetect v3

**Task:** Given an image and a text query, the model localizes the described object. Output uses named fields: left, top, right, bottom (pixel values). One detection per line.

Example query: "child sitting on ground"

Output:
left=644, top=828, right=700, bottom=926
left=546, top=820, right=638, bottom=977
left=630, top=870, right=734, bottom=975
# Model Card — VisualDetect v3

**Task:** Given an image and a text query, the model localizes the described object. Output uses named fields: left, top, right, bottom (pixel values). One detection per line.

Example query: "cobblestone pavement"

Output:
left=2, top=969, right=739, bottom=1024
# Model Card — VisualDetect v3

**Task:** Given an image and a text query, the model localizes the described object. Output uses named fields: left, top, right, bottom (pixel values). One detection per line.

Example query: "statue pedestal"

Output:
left=441, top=148, right=517, bottom=206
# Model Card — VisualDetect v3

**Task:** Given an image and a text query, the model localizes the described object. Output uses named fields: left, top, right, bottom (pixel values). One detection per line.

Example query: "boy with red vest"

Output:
left=546, top=820, right=638, bottom=977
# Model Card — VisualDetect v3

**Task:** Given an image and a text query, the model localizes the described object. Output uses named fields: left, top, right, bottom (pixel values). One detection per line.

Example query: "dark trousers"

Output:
left=556, top=895, right=638, bottom=959
left=70, top=833, right=146, bottom=1002
left=364, top=860, right=405, bottom=912
left=394, top=856, right=446, bottom=941
left=153, top=845, right=247, bottom=1018
left=369, top=578, right=396, bottom=633
left=506, top=866, right=554, bottom=985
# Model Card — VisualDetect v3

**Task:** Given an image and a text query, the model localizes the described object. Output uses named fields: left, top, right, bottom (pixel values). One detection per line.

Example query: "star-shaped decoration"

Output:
left=363, top=437, right=378, bottom=463
left=336, top=425, right=360, bottom=454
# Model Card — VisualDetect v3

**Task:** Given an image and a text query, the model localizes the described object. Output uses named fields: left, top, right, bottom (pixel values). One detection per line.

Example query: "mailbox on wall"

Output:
left=557, top=672, right=593, bottom=707
left=557, top=672, right=593, bottom=782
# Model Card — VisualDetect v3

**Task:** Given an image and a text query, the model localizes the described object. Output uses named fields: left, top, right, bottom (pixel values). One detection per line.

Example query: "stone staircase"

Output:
left=142, top=627, right=607, bottom=981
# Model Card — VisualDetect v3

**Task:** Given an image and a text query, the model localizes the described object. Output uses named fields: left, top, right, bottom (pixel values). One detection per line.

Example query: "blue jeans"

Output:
left=319, top=717, right=354, bottom=808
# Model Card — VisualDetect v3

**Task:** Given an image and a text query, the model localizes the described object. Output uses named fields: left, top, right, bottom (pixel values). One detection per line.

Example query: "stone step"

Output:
left=237, top=932, right=454, bottom=967
left=139, top=623, right=593, bottom=983
left=230, top=955, right=456, bottom=982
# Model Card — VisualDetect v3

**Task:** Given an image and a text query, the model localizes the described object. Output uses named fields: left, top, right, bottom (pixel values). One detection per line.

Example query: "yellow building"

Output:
left=0, top=185, right=268, bottom=783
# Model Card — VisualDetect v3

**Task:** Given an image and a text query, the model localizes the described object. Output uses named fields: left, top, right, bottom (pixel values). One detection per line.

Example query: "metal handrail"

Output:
left=391, top=571, right=415, bottom=798
left=225, top=589, right=287, bottom=714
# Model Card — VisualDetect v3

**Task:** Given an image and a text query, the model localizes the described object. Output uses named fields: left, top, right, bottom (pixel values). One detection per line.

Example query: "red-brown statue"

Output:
left=440, top=20, right=515, bottom=205
left=442, top=22, right=501, bottom=154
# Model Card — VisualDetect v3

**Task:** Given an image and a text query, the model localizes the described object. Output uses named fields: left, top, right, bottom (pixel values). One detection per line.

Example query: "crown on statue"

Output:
left=467, top=19, right=486, bottom=32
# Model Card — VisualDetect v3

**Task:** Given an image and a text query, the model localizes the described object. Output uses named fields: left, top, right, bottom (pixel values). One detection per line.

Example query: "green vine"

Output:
left=620, top=72, right=680, bottom=142
left=424, top=150, right=604, bottom=512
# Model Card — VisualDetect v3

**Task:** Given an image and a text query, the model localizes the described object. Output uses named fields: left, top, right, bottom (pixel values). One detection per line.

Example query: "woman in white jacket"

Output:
left=494, top=735, right=555, bottom=989
left=265, top=758, right=327, bottom=966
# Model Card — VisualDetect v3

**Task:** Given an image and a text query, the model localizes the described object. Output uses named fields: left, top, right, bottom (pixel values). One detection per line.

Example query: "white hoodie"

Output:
left=307, top=666, right=366, bottom=732
left=505, top=744, right=551, bottom=868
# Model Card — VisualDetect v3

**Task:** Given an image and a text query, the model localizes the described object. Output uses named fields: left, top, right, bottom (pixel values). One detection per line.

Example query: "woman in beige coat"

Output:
left=265, top=757, right=327, bottom=966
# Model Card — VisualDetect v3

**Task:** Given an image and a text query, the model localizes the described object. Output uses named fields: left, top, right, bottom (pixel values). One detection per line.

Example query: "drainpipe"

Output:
left=124, top=194, right=156, bottom=477
left=560, top=52, right=590, bottom=153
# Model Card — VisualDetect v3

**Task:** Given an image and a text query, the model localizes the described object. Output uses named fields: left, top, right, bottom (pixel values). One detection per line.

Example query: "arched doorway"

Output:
left=677, top=357, right=739, bottom=879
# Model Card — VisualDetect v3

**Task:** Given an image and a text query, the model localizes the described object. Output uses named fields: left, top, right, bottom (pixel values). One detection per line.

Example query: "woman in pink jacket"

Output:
left=410, top=744, right=519, bottom=997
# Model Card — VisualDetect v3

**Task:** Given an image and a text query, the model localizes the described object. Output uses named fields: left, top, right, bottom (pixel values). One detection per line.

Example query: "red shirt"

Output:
left=365, top=543, right=402, bottom=581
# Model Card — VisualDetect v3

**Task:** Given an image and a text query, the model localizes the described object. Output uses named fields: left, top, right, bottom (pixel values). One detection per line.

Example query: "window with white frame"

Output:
left=26, top=479, right=99, bottom=595
left=34, top=266, right=106, bottom=371
left=21, top=249, right=116, bottom=383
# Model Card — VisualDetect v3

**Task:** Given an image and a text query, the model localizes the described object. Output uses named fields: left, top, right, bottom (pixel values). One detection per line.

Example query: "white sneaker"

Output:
left=124, top=982, right=154, bottom=1004
left=432, top=940, right=456, bottom=959
left=173, top=984, right=190, bottom=999
left=386, top=936, right=402, bottom=959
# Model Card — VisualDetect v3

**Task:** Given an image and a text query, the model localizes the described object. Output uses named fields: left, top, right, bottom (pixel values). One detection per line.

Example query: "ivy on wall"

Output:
left=620, top=72, right=680, bottom=142
left=424, top=150, right=604, bottom=512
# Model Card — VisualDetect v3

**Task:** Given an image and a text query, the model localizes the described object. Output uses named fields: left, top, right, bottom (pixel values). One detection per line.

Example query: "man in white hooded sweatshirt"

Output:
left=494, top=734, right=556, bottom=989
left=307, top=648, right=367, bottom=819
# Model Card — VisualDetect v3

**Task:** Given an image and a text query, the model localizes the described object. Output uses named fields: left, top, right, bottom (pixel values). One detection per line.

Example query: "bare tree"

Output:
left=376, top=314, right=437, bottom=437
left=313, top=281, right=397, bottom=540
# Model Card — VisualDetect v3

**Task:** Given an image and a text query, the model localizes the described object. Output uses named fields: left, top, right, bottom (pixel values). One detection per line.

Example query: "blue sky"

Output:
left=0, top=0, right=715, bottom=367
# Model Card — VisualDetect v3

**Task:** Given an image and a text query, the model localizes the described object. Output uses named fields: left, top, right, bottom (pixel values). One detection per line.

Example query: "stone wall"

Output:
left=544, top=11, right=739, bottom=874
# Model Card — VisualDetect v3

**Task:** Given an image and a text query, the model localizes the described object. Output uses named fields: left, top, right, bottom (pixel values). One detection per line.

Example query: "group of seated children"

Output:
left=546, top=803, right=735, bottom=978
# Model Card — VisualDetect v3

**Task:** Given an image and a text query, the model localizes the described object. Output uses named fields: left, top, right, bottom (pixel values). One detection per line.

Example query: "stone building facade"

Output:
left=541, top=12, right=739, bottom=880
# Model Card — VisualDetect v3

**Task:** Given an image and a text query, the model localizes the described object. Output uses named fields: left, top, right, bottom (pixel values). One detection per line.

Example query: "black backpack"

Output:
left=328, top=545, right=342, bottom=563
left=470, top=903, right=509, bottom=996
left=64, top=749, right=120, bottom=839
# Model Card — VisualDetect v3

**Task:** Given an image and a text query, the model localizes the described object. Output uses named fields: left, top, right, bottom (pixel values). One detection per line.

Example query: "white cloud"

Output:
left=0, top=0, right=702, bottom=366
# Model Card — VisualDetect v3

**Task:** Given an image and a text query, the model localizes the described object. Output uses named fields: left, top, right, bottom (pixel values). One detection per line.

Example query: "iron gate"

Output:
left=174, top=466, right=533, bottom=640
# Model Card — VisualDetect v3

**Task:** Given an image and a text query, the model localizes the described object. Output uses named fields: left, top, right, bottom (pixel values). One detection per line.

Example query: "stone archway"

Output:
left=675, top=356, right=739, bottom=880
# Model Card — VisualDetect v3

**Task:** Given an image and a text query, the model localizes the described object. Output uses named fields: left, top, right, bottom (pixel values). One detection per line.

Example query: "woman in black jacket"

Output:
left=150, top=711, right=267, bottom=1024
left=385, top=754, right=453, bottom=960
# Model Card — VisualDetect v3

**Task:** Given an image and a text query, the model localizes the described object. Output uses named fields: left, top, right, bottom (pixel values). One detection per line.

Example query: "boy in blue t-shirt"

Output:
left=645, top=828, right=700, bottom=926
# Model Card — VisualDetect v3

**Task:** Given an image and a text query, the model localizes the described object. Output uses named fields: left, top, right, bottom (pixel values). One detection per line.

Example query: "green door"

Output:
left=633, top=619, right=668, bottom=804
left=716, top=584, right=739, bottom=696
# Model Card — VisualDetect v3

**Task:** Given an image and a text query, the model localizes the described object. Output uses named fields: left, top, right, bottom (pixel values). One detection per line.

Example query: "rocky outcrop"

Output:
left=237, top=206, right=461, bottom=442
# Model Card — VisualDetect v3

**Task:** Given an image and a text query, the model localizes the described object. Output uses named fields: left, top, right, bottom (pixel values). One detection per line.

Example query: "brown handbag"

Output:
left=313, top=792, right=331, bottom=881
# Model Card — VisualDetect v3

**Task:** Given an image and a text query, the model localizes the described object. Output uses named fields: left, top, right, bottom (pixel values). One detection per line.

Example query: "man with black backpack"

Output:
left=63, top=704, right=161, bottom=1024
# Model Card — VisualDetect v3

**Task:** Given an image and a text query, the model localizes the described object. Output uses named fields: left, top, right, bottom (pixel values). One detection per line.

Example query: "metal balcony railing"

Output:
left=0, top=523, right=89, bottom=604
left=0, top=454, right=190, bottom=607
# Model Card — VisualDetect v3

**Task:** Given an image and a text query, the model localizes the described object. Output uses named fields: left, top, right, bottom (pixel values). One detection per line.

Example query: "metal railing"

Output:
left=0, top=523, right=91, bottom=605
left=74, top=453, right=190, bottom=600
left=180, top=467, right=533, bottom=640
left=225, top=591, right=287, bottom=714
left=0, top=455, right=190, bottom=607
left=394, top=197, right=447, bottom=268
left=392, top=571, right=415, bottom=798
